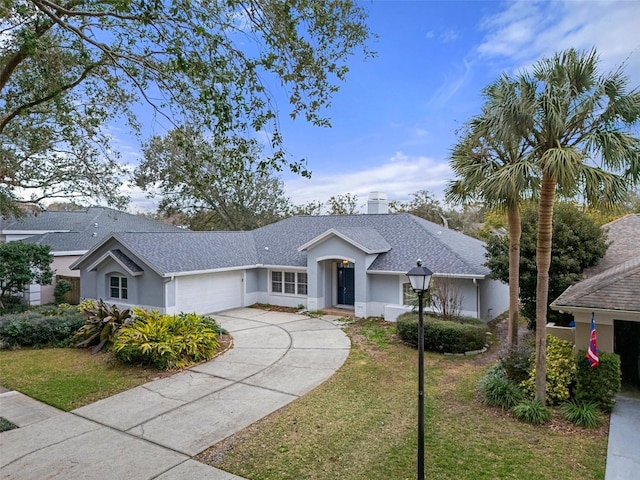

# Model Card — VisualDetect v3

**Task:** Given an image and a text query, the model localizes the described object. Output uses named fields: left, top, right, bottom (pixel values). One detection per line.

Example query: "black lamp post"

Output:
left=406, top=259, right=433, bottom=480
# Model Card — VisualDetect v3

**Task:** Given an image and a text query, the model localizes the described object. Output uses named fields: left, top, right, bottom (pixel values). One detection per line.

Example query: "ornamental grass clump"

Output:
left=113, top=309, right=220, bottom=369
left=560, top=399, right=601, bottom=428
left=478, top=365, right=524, bottom=409
left=511, top=399, right=551, bottom=425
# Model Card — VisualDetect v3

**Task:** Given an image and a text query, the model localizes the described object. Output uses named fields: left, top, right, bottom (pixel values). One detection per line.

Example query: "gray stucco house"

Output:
left=1, top=207, right=183, bottom=304
left=71, top=197, right=508, bottom=321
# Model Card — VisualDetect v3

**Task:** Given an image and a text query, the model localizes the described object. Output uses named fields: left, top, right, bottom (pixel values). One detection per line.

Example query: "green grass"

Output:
left=197, top=318, right=608, bottom=480
left=0, top=348, right=166, bottom=410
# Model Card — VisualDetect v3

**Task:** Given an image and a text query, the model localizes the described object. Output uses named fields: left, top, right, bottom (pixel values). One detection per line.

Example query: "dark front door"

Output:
left=337, top=263, right=355, bottom=305
left=614, top=320, right=640, bottom=389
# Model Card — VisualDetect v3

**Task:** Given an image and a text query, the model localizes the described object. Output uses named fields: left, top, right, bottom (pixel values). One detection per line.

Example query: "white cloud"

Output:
left=476, top=1, right=640, bottom=78
left=284, top=152, right=452, bottom=210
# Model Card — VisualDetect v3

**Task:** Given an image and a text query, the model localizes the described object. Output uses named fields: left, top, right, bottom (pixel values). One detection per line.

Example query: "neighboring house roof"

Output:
left=4, top=207, right=184, bottom=253
left=72, top=213, right=492, bottom=278
left=552, top=214, right=640, bottom=312
left=586, top=214, right=640, bottom=276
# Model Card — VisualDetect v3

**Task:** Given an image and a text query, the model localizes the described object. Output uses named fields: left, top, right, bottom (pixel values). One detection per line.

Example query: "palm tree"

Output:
left=447, top=75, right=538, bottom=349
left=523, top=48, right=640, bottom=402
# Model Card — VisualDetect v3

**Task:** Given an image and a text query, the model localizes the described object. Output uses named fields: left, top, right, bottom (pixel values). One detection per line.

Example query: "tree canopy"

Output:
left=1, top=0, right=374, bottom=216
left=485, top=202, right=608, bottom=328
left=0, top=242, right=53, bottom=309
left=135, top=127, right=292, bottom=231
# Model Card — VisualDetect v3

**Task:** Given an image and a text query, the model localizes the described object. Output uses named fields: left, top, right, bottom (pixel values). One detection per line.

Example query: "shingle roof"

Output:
left=8, top=207, right=185, bottom=252
left=552, top=257, right=640, bottom=312
left=72, top=213, right=491, bottom=277
left=253, top=213, right=490, bottom=276
left=552, top=214, right=640, bottom=312
left=586, top=214, right=640, bottom=276
left=105, top=232, right=259, bottom=275
left=298, top=227, right=391, bottom=254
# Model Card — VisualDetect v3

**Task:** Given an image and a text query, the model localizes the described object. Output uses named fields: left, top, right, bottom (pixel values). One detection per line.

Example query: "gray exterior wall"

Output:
left=478, top=278, right=509, bottom=321
left=75, top=238, right=165, bottom=310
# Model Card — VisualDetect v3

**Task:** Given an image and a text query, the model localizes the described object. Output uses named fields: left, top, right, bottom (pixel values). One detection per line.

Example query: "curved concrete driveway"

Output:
left=0, top=308, right=350, bottom=480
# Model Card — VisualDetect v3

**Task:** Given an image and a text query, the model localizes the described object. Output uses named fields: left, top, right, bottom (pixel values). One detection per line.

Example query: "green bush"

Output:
left=560, top=400, right=601, bottom=428
left=73, top=299, right=132, bottom=353
left=0, top=295, right=27, bottom=315
left=113, top=309, right=220, bottom=369
left=500, top=343, right=534, bottom=384
left=396, top=312, right=488, bottom=354
left=478, top=365, right=524, bottom=409
left=512, top=399, right=551, bottom=425
left=521, top=335, right=575, bottom=405
left=0, top=305, right=85, bottom=348
left=574, top=350, right=621, bottom=412
left=54, top=280, right=73, bottom=305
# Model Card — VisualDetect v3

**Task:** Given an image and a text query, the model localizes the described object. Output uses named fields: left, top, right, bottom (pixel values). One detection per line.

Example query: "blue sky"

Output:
left=124, top=0, right=640, bottom=212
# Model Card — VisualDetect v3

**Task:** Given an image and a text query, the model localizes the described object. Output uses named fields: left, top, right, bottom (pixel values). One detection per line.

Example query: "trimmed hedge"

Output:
left=0, top=306, right=85, bottom=348
left=396, top=312, right=488, bottom=354
left=575, top=349, right=621, bottom=412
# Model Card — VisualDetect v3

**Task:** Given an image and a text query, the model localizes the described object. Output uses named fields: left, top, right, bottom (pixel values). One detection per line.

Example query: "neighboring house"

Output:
left=551, top=214, right=640, bottom=388
left=0, top=207, right=184, bottom=304
left=72, top=194, right=509, bottom=322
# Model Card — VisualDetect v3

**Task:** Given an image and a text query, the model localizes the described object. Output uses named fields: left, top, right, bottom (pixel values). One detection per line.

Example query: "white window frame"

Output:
left=271, top=270, right=308, bottom=296
left=109, top=275, right=128, bottom=300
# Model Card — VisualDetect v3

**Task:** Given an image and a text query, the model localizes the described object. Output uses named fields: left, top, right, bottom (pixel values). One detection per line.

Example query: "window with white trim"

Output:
left=403, top=282, right=416, bottom=306
left=110, top=276, right=128, bottom=300
left=271, top=270, right=308, bottom=296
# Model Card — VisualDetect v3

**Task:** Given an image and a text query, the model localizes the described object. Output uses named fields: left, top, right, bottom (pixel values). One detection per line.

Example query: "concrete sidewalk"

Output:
left=605, top=394, right=640, bottom=480
left=0, top=308, right=350, bottom=479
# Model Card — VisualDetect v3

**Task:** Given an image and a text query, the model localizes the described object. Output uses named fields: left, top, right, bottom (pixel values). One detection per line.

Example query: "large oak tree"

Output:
left=1, top=0, right=373, bottom=216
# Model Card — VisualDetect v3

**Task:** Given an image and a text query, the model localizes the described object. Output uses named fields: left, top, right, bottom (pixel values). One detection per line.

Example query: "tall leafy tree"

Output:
left=326, top=193, right=359, bottom=215
left=485, top=202, right=608, bottom=328
left=522, top=49, right=640, bottom=402
left=1, top=0, right=373, bottom=216
left=0, top=242, right=53, bottom=309
left=135, top=127, right=292, bottom=231
left=446, top=76, right=538, bottom=349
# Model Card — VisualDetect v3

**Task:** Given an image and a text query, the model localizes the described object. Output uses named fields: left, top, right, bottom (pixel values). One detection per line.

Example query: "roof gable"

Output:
left=298, top=227, right=391, bottom=254
left=87, top=249, right=144, bottom=277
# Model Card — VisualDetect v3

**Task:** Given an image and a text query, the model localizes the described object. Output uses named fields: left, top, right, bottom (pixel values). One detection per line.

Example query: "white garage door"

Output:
left=176, top=271, right=243, bottom=314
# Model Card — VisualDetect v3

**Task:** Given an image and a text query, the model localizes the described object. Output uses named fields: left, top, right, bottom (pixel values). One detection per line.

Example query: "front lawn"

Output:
left=0, top=348, right=168, bottom=410
left=196, top=318, right=608, bottom=480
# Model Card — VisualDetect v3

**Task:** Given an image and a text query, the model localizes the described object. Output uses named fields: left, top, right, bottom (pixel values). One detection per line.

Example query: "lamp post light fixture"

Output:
left=406, top=259, right=433, bottom=480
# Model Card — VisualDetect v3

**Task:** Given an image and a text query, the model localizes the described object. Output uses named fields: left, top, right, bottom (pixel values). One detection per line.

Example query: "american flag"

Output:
left=586, top=313, right=599, bottom=368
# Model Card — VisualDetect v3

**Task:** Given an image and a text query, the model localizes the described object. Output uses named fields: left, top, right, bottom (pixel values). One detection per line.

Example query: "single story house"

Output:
left=1, top=207, right=184, bottom=304
left=551, top=214, right=640, bottom=388
left=71, top=195, right=509, bottom=321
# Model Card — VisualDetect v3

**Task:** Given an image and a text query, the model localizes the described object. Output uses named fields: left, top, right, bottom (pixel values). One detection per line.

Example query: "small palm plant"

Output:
left=73, top=299, right=132, bottom=353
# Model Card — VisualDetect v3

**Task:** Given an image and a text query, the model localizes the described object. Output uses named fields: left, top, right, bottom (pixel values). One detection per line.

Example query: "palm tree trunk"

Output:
left=534, top=172, right=556, bottom=404
left=507, top=202, right=521, bottom=349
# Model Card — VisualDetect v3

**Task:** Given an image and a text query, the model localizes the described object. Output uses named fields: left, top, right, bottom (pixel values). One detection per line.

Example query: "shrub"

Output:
left=521, top=335, right=575, bottom=405
left=113, top=309, right=220, bottom=369
left=0, top=306, right=85, bottom=348
left=574, top=350, right=621, bottom=412
left=560, top=400, right=601, bottom=428
left=396, top=312, right=488, bottom=354
left=478, top=365, right=524, bottom=409
left=512, top=399, right=551, bottom=425
left=54, top=280, right=73, bottom=305
left=0, top=295, right=27, bottom=315
left=73, top=300, right=132, bottom=353
left=500, top=343, right=534, bottom=384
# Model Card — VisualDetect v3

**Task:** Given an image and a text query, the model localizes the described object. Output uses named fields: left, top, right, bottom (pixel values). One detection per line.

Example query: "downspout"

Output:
left=473, top=278, right=480, bottom=319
